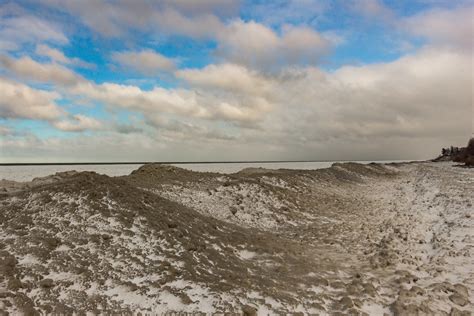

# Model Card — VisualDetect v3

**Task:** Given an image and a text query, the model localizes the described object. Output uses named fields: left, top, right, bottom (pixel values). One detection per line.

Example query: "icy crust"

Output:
left=0, top=162, right=472, bottom=314
left=0, top=171, right=354, bottom=314
left=127, top=162, right=400, bottom=232
left=153, top=182, right=291, bottom=231
left=357, top=162, right=474, bottom=315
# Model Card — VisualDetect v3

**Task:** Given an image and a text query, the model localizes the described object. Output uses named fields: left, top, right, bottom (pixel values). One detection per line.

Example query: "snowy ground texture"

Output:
left=0, top=161, right=472, bottom=315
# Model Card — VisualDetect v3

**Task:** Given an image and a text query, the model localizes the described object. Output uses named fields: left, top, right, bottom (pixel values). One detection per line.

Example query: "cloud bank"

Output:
left=0, top=1, right=472, bottom=162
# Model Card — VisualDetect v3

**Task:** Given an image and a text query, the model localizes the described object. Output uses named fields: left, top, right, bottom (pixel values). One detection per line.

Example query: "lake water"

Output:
left=0, top=160, right=410, bottom=182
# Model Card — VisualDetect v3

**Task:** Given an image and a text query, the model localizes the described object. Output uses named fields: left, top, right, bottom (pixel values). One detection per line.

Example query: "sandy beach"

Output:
left=0, top=161, right=472, bottom=314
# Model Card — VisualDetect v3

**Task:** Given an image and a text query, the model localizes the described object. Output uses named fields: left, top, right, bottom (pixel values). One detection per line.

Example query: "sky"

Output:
left=0, top=0, right=472, bottom=163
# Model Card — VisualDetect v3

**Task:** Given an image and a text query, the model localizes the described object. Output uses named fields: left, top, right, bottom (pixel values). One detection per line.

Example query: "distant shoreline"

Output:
left=0, top=159, right=418, bottom=166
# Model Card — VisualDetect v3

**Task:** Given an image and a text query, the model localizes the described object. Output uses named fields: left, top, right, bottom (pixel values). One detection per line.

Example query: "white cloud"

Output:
left=161, top=0, right=240, bottom=16
left=52, top=114, right=102, bottom=132
left=352, top=0, right=394, bottom=20
left=215, top=97, right=272, bottom=123
left=176, top=63, right=274, bottom=123
left=39, top=0, right=227, bottom=38
left=112, top=50, right=175, bottom=74
left=0, top=55, right=84, bottom=86
left=402, top=5, right=473, bottom=50
left=36, top=44, right=69, bottom=64
left=153, top=8, right=224, bottom=39
left=36, top=0, right=333, bottom=70
left=71, top=81, right=270, bottom=125
left=216, top=20, right=332, bottom=69
left=35, top=44, right=95, bottom=69
left=2, top=45, right=471, bottom=162
left=0, top=77, right=63, bottom=120
left=3, top=16, right=68, bottom=44
left=2, top=40, right=471, bottom=160
left=1, top=55, right=271, bottom=125
left=267, top=47, right=472, bottom=149
left=0, top=1, right=471, bottom=162
left=0, top=3, right=67, bottom=52
left=144, top=116, right=237, bottom=142
left=280, top=25, right=332, bottom=63
left=0, top=125, right=12, bottom=136
left=71, top=82, right=211, bottom=119
left=0, top=76, right=103, bottom=134
left=31, top=0, right=337, bottom=72
left=176, top=63, right=272, bottom=95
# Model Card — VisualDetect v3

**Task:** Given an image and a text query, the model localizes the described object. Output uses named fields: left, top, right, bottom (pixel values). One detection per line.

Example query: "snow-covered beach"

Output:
left=0, top=161, right=472, bottom=314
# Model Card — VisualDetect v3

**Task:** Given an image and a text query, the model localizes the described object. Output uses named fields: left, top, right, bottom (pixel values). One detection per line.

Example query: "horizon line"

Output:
left=0, top=159, right=416, bottom=166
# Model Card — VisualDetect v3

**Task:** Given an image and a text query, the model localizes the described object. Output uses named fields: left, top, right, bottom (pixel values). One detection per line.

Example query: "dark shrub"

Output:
left=454, top=138, right=474, bottom=166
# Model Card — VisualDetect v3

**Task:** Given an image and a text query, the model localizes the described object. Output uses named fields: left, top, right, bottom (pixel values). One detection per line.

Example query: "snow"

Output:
left=1, top=161, right=471, bottom=314
left=18, top=254, right=41, bottom=266
left=155, top=182, right=290, bottom=230
left=238, top=250, right=257, bottom=260
left=104, top=284, right=155, bottom=308
left=360, top=301, right=390, bottom=315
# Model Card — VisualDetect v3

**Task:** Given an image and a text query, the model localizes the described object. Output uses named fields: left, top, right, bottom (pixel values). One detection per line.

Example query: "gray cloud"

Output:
left=37, top=0, right=334, bottom=70
left=176, top=63, right=272, bottom=95
left=39, top=0, right=230, bottom=38
left=1, top=55, right=272, bottom=125
left=265, top=47, right=472, bottom=152
left=0, top=77, right=63, bottom=120
left=0, top=55, right=84, bottom=86
left=401, top=5, right=473, bottom=51
left=0, top=125, right=13, bottom=136
left=35, top=44, right=96, bottom=69
left=350, top=0, right=394, bottom=20
left=145, top=116, right=237, bottom=142
left=3, top=42, right=471, bottom=161
left=111, top=50, right=176, bottom=74
left=1, top=1, right=472, bottom=161
left=114, top=123, right=144, bottom=134
left=0, top=3, right=67, bottom=52
left=3, top=44, right=471, bottom=161
left=0, top=76, right=105, bottom=135
left=52, top=114, right=103, bottom=132
left=216, top=20, right=333, bottom=70
left=161, top=0, right=240, bottom=16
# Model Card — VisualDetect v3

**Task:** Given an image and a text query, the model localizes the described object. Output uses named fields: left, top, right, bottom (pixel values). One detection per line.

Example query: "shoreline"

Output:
left=0, top=158, right=423, bottom=166
left=1, top=159, right=422, bottom=183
